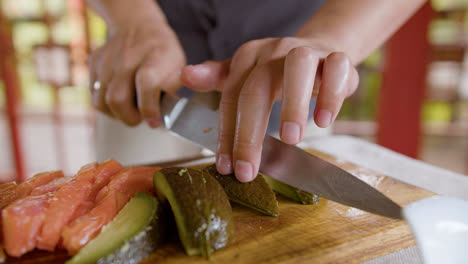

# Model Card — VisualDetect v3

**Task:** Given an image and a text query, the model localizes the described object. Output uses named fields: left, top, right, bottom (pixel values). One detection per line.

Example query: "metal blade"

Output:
left=161, top=94, right=402, bottom=219
left=260, top=136, right=402, bottom=219
left=161, top=94, right=218, bottom=152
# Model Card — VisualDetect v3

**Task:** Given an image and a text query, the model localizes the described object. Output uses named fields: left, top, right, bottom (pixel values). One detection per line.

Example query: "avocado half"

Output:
left=66, top=192, right=167, bottom=264
left=262, top=175, right=320, bottom=204
left=203, top=164, right=279, bottom=216
left=154, top=167, right=234, bottom=258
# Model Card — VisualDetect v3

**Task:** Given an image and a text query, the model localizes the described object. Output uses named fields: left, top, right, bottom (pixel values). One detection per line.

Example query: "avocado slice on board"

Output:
left=154, top=167, right=234, bottom=258
left=263, top=175, right=320, bottom=204
left=66, top=192, right=167, bottom=264
left=203, top=164, right=279, bottom=216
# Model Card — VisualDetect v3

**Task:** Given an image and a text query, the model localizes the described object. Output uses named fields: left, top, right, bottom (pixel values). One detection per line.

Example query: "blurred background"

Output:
left=0, top=0, right=467, bottom=182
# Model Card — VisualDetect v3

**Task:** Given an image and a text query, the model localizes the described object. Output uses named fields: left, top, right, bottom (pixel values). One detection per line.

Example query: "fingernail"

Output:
left=217, top=154, right=233, bottom=175
left=146, top=118, right=161, bottom=128
left=315, top=110, right=332, bottom=128
left=235, top=160, right=253, bottom=182
left=281, top=122, right=301, bottom=145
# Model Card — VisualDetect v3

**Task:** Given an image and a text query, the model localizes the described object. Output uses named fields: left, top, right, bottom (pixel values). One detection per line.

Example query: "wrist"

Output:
left=108, top=11, right=168, bottom=36
left=88, top=0, right=169, bottom=35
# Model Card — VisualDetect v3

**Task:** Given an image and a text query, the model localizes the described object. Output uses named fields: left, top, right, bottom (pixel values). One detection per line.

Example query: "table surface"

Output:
left=5, top=149, right=433, bottom=264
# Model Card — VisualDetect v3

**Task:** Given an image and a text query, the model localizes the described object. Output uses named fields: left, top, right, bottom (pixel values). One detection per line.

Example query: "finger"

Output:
left=159, top=59, right=185, bottom=94
left=280, top=47, right=319, bottom=145
left=216, top=44, right=258, bottom=177
left=135, top=54, right=175, bottom=128
left=91, top=48, right=114, bottom=116
left=88, top=51, right=99, bottom=103
left=135, top=65, right=162, bottom=127
left=181, top=60, right=230, bottom=91
left=105, top=47, right=143, bottom=126
left=347, top=65, right=359, bottom=97
left=314, top=52, right=353, bottom=128
left=233, top=62, right=280, bottom=182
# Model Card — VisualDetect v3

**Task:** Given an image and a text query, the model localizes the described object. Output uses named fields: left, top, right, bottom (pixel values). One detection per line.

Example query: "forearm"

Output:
left=296, top=0, right=426, bottom=64
left=86, top=0, right=168, bottom=33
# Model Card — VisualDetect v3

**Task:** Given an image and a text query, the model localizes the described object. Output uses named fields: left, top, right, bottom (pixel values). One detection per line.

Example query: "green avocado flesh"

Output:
left=154, top=167, right=234, bottom=258
left=66, top=193, right=167, bottom=264
left=262, top=175, right=320, bottom=204
left=203, top=164, right=279, bottom=216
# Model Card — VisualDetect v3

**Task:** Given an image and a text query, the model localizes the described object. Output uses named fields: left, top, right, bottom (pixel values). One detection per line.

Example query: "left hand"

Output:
left=181, top=37, right=359, bottom=182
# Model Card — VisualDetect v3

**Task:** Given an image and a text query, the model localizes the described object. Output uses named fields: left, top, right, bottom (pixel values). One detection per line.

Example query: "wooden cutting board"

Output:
left=5, top=149, right=433, bottom=264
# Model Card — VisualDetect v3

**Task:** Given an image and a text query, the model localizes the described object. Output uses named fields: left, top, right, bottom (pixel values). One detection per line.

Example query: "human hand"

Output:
left=89, top=16, right=185, bottom=127
left=181, top=37, right=359, bottom=182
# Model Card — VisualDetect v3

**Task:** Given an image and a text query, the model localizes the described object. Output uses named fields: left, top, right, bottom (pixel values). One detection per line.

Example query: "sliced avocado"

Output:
left=263, top=174, right=320, bottom=204
left=203, top=164, right=279, bottom=216
left=66, top=193, right=167, bottom=264
left=154, top=167, right=234, bottom=258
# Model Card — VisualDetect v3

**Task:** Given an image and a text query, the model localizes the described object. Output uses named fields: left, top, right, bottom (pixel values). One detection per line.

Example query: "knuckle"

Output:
left=135, top=68, right=157, bottom=90
left=288, top=46, right=315, bottom=59
left=118, top=56, right=137, bottom=73
left=105, top=89, right=127, bottom=107
left=328, top=51, right=348, bottom=63
left=234, top=139, right=261, bottom=153
left=237, top=91, right=264, bottom=107
left=238, top=75, right=270, bottom=99
left=277, top=37, right=296, bottom=50
left=237, top=40, right=258, bottom=54
left=231, top=41, right=259, bottom=69
left=219, top=97, right=237, bottom=112
left=217, top=131, right=235, bottom=145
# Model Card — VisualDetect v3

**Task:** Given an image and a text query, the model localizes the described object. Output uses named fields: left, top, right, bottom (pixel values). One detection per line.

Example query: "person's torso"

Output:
left=157, top=0, right=327, bottom=62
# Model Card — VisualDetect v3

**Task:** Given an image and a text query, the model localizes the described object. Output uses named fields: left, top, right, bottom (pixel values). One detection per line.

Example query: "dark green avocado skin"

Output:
left=155, top=167, right=234, bottom=258
left=263, top=174, right=320, bottom=205
left=204, top=164, right=279, bottom=217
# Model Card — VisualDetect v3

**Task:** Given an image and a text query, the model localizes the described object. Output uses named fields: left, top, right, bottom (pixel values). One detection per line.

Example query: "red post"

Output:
left=377, top=3, right=434, bottom=158
left=0, top=6, right=26, bottom=181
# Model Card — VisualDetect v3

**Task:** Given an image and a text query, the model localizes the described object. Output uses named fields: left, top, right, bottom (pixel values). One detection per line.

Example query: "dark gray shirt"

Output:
left=157, top=0, right=326, bottom=132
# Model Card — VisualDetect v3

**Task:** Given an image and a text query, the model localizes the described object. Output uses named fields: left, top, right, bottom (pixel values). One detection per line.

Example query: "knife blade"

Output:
left=161, top=94, right=402, bottom=219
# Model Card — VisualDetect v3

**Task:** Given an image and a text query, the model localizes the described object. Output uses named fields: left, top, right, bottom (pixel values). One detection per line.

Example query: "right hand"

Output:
left=89, top=17, right=186, bottom=127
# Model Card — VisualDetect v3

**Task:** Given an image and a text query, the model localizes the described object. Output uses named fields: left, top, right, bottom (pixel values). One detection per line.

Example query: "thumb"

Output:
left=181, top=60, right=230, bottom=91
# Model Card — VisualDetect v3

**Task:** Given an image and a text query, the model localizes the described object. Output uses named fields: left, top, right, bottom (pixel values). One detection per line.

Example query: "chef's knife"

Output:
left=161, top=94, right=402, bottom=219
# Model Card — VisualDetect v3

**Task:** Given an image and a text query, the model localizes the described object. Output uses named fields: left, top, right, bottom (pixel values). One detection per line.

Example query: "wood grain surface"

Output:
left=4, top=150, right=433, bottom=264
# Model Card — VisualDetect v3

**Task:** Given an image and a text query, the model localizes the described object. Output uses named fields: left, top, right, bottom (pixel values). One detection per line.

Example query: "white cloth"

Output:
left=301, top=135, right=468, bottom=200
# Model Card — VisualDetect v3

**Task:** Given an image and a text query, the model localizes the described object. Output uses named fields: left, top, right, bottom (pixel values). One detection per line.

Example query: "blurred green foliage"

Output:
left=0, top=0, right=107, bottom=110
left=423, top=100, right=453, bottom=122
left=432, top=0, right=468, bottom=11
left=338, top=49, right=383, bottom=121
